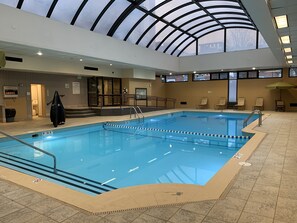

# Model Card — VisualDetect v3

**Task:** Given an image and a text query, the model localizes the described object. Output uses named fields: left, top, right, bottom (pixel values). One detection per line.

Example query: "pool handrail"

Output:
left=130, top=106, right=144, bottom=122
left=136, top=106, right=144, bottom=122
left=0, top=130, right=57, bottom=174
left=243, top=109, right=262, bottom=127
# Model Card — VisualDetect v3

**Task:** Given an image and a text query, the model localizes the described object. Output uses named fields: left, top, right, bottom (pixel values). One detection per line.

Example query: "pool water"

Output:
left=0, top=111, right=257, bottom=192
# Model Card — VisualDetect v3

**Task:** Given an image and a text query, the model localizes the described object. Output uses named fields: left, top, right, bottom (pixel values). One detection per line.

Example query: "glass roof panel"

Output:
left=196, top=25, right=222, bottom=38
left=138, top=21, right=167, bottom=47
left=226, top=28, right=256, bottom=52
left=165, top=33, right=190, bottom=54
left=179, top=41, right=197, bottom=56
left=153, top=0, right=191, bottom=17
left=126, top=16, right=157, bottom=44
left=51, top=0, right=84, bottom=24
left=182, top=18, right=213, bottom=31
left=219, top=19, right=251, bottom=24
left=114, top=9, right=146, bottom=40
left=200, top=1, right=240, bottom=8
left=171, top=37, right=195, bottom=56
left=21, top=0, right=52, bottom=17
left=163, top=4, right=198, bottom=22
left=198, top=29, right=224, bottom=55
left=224, top=24, right=255, bottom=28
left=188, top=21, right=219, bottom=35
left=208, top=7, right=244, bottom=14
left=214, top=13, right=248, bottom=19
left=139, top=0, right=164, bottom=11
left=157, top=30, right=182, bottom=52
left=0, top=1, right=18, bottom=7
left=147, top=26, right=176, bottom=50
left=93, top=0, right=130, bottom=35
left=172, top=11, right=207, bottom=27
left=75, top=0, right=111, bottom=30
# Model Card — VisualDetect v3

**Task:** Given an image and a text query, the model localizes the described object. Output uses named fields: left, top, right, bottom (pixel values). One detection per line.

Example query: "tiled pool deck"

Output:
left=0, top=110, right=297, bottom=222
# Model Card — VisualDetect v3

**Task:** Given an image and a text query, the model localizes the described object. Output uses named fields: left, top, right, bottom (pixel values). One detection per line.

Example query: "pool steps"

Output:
left=0, top=152, right=116, bottom=195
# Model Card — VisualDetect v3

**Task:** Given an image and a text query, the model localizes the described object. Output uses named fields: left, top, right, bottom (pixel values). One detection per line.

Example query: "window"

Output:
left=198, top=30, right=224, bottom=55
left=226, top=28, right=257, bottom=52
left=238, top=71, right=248, bottom=79
left=220, top=73, right=228, bottom=80
left=248, top=71, right=258, bottom=79
left=258, top=69, right=282, bottom=78
left=193, top=73, right=211, bottom=81
left=211, top=73, right=220, bottom=80
left=289, top=67, right=297, bottom=77
left=165, top=74, right=188, bottom=83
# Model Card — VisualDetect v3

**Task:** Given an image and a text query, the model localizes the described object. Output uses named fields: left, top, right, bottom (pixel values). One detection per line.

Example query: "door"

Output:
left=30, top=84, right=46, bottom=117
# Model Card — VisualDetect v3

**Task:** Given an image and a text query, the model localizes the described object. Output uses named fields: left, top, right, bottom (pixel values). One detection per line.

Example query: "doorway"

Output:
left=30, top=84, right=46, bottom=118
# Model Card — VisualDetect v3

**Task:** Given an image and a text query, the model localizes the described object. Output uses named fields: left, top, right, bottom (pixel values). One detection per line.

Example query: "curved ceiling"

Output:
left=0, top=0, right=257, bottom=57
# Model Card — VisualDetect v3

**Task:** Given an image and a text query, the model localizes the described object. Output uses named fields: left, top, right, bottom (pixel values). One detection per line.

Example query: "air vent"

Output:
left=5, top=56, right=23, bottom=63
left=84, top=66, right=98, bottom=71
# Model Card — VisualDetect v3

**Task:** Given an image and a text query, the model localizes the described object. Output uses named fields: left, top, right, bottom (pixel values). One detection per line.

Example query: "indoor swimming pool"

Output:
left=0, top=111, right=257, bottom=195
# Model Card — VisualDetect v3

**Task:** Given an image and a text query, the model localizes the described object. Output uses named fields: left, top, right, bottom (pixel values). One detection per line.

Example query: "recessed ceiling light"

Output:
left=169, top=72, right=172, bottom=75
left=37, top=51, right=43, bottom=56
left=252, top=67, right=256, bottom=70
left=287, top=60, right=293, bottom=64
left=284, top=48, right=292, bottom=53
left=221, top=69, right=224, bottom=72
left=286, top=55, right=292, bottom=59
left=193, top=71, right=196, bottom=74
left=109, top=63, right=112, bottom=66
left=275, top=15, right=288, bottom=29
left=281, top=35, right=290, bottom=44
left=79, top=59, right=83, bottom=62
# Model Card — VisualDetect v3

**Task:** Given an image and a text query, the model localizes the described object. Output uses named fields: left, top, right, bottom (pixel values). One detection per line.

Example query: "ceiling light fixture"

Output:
left=37, top=51, right=43, bottom=56
left=79, top=59, right=83, bottom=62
left=286, top=55, right=292, bottom=59
left=109, top=63, right=112, bottom=66
left=169, top=72, right=172, bottom=75
left=287, top=60, right=293, bottom=64
left=284, top=48, right=292, bottom=53
left=275, top=15, right=288, bottom=29
left=252, top=67, right=256, bottom=70
left=281, top=35, right=290, bottom=44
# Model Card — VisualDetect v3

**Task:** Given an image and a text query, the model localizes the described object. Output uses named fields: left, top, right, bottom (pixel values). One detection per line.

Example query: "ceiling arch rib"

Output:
left=16, top=0, right=23, bottom=9
left=47, top=0, right=58, bottom=18
left=71, top=0, right=88, bottom=25
left=136, top=2, right=196, bottom=45
left=123, top=0, right=171, bottom=42
left=90, top=0, right=115, bottom=31
left=156, top=10, right=249, bottom=51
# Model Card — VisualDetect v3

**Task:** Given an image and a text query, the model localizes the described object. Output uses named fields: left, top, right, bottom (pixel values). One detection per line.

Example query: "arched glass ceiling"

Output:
left=0, top=0, right=258, bottom=57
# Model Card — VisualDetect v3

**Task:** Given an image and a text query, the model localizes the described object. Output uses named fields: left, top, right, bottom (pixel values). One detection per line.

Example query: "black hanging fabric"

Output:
left=50, top=91, right=65, bottom=127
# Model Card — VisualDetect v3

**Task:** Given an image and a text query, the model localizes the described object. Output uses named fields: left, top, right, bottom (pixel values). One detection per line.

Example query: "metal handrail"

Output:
left=0, top=130, right=57, bottom=173
left=243, top=109, right=262, bottom=127
left=136, top=106, right=144, bottom=121
left=130, top=106, right=141, bottom=119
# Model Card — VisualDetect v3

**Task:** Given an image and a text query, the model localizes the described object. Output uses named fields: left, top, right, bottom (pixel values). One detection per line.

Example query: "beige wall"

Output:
left=0, top=70, right=88, bottom=121
left=165, top=68, right=297, bottom=111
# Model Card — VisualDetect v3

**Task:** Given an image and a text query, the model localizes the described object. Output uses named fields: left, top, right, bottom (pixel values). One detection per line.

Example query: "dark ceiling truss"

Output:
left=107, top=0, right=145, bottom=37
left=8, top=0, right=260, bottom=57
left=46, top=0, right=58, bottom=18
left=123, top=0, right=172, bottom=42
left=141, top=4, right=250, bottom=48
left=90, top=0, right=116, bottom=31
left=71, top=0, right=88, bottom=25
left=16, top=0, right=24, bottom=9
left=135, top=2, right=197, bottom=45
left=176, top=26, right=258, bottom=57
left=155, top=11, right=250, bottom=51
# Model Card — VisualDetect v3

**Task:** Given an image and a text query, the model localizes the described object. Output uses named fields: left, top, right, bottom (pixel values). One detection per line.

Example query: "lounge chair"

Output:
left=234, top=97, right=245, bottom=110
left=197, top=97, right=208, bottom=109
left=275, top=100, right=285, bottom=112
left=215, top=97, right=226, bottom=110
left=253, top=97, right=264, bottom=111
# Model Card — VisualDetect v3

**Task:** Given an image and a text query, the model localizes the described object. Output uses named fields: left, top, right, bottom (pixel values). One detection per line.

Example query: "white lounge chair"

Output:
left=197, top=97, right=208, bottom=109
left=254, top=97, right=264, bottom=111
left=234, top=97, right=245, bottom=110
left=215, top=97, right=226, bottom=110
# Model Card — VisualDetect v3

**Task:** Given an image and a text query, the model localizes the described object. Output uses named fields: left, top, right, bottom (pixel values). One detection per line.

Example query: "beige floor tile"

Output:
left=62, top=212, right=103, bottom=223
left=0, top=207, right=40, bottom=223
left=0, top=200, right=24, bottom=218
left=104, top=209, right=145, bottom=223
left=132, top=213, right=167, bottom=223
left=207, top=204, right=242, bottom=223
left=243, top=201, right=276, bottom=218
left=226, top=187, right=251, bottom=201
left=144, top=206, right=179, bottom=221
left=201, top=216, right=229, bottom=223
left=168, top=209, right=204, bottom=223
left=237, top=212, right=273, bottom=223
left=44, top=205, right=79, bottom=222
left=27, top=198, right=62, bottom=214
left=275, top=197, right=297, bottom=222
left=181, top=200, right=215, bottom=215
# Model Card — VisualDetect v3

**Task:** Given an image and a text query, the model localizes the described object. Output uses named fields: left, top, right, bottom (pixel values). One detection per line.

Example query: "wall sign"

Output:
left=3, top=86, right=18, bottom=98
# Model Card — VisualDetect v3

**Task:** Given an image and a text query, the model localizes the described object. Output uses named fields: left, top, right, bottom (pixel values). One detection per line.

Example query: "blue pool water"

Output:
left=0, top=111, right=257, bottom=193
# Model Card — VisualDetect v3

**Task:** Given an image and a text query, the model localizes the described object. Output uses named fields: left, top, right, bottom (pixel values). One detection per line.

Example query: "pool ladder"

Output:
left=243, top=109, right=262, bottom=127
left=0, top=129, right=57, bottom=173
left=130, top=106, right=144, bottom=122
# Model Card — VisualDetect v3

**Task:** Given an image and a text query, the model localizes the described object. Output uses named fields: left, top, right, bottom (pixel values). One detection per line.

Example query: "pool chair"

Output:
left=234, top=97, right=245, bottom=110
left=197, top=97, right=208, bottom=109
left=275, top=100, right=285, bottom=112
left=215, top=97, right=226, bottom=110
left=253, top=97, right=264, bottom=111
